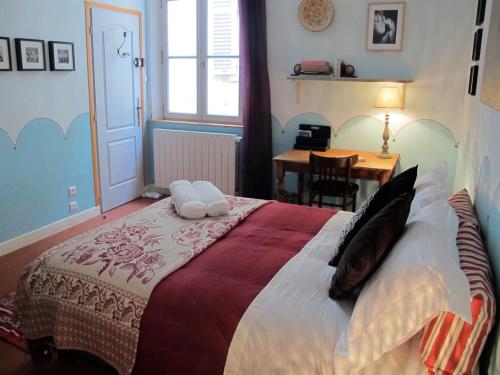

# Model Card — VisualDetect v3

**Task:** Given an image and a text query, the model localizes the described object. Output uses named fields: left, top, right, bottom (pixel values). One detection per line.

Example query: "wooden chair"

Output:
left=308, top=153, right=359, bottom=211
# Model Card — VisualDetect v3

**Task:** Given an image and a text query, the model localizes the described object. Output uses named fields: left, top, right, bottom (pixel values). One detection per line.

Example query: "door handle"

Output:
left=136, top=98, right=142, bottom=128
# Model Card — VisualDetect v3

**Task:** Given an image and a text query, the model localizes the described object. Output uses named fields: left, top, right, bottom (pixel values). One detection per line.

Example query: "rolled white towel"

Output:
left=169, top=180, right=207, bottom=219
left=192, top=181, right=230, bottom=217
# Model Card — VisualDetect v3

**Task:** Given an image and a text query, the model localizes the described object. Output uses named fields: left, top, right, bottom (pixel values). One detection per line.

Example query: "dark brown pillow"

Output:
left=329, top=189, right=415, bottom=300
left=329, top=165, right=418, bottom=266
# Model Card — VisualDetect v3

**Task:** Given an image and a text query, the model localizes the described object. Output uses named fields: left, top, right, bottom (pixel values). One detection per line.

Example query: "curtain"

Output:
left=239, top=0, right=273, bottom=199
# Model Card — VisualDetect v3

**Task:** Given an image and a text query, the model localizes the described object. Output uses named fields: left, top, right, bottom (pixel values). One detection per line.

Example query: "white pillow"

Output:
left=414, top=161, right=449, bottom=193
left=409, top=184, right=445, bottom=218
left=410, top=162, right=449, bottom=218
left=334, top=200, right=471, bottom=372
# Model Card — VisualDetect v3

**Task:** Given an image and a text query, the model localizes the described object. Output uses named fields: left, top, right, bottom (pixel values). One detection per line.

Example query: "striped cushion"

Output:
left=419, top=218, right=495, bottom=374
left=447, top=189, right=479, bottom=226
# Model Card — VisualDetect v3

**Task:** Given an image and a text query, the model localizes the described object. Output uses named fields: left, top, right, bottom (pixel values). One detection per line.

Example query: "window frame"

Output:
left=162, top=0, right=242, bottom=124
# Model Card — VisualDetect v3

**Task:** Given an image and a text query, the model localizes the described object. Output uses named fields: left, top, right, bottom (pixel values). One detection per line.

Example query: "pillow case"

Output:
left=414, top=161, right=448, bottom=193
left=448, top=188, right=480, bottom=226
left=409, top=162, right=449, bottom=218
left=334, top=200, right=471, bottom=372
left=419, top=194, right=495, bottom=374
left=329, top=190, right=415, bottom=300
left=329, top=165, right=418, bottom=266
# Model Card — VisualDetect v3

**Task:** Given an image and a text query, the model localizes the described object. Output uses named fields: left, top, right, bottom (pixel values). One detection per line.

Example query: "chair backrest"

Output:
left=309, top=153, right=359, bottom=192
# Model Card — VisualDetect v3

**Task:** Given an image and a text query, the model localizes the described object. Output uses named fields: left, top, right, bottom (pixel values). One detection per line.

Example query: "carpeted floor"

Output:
left=0, top=197, right=156, bottom=375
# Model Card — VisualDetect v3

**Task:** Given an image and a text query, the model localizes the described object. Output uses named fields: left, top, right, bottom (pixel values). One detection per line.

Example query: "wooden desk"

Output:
left=273, top=149, right=400, bottom=204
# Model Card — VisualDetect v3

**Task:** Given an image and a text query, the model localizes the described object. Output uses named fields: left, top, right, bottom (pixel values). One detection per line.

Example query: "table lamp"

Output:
left=374, top=87, right=403, bottom=159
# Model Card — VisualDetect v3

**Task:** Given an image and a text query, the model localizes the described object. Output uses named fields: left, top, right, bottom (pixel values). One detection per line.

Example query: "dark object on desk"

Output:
left=294, top=124, right=331, bottom=152
left=308, top=153, right=359, bottom=211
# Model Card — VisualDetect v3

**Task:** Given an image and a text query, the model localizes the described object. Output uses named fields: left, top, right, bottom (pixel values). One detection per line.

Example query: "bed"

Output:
left=15, top=174, right=495, bottom=375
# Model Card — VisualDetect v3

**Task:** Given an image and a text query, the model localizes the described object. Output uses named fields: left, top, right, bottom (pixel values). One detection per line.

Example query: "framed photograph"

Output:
left=481, top=0, right=500, bottom=109
left=48, top=41, right=75, bottom=71
left=468, top=65, right=479, bottom=96
left=15, top=38, right=45, bottom=71
left=366, top=3, right=405, bottom=51
left=0, top=37, right=12, bottom=71
left=476, top=0, right=487, bottom=26
left=472, top=28, right=483, bottom=61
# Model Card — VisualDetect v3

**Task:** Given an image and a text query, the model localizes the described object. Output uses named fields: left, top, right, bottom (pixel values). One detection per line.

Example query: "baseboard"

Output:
left=0, top=207, right=101, bottom=258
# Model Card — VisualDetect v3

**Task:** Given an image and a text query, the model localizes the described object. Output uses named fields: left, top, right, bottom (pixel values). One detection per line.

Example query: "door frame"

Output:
left=84, top=1, right=145, bottom=206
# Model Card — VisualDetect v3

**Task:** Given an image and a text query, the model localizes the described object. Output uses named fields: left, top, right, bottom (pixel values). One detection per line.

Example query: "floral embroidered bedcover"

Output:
left=16, top=196, right=267, bottom=374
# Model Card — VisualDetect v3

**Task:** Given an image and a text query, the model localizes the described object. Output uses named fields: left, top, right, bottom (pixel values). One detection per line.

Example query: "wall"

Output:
left=453, top=0, right=500, bottom=372
left=0, top=0, right=94, bottom=245
left=146, top=0, right=471, bottom=196
left=265, top=0, right=474, bottom=200
left=0, top=0, right=146, bottom=247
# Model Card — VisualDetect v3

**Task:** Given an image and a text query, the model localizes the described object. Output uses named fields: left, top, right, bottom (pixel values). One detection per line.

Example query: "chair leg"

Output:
left=352, top=194, right=357, bottom=212
left=318, top=193, right=323, bottom=208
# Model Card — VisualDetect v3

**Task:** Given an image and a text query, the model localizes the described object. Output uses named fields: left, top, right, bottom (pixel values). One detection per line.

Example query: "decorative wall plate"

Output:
left=298, top=0, right=334, bottom=32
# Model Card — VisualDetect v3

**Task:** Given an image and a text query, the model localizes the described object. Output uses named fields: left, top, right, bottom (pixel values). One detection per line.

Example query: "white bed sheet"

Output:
left=224, top=211, right=428, bottom=375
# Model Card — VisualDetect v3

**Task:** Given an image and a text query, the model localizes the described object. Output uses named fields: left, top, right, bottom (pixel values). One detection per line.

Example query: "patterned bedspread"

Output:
left=16, top=196, right=267, bottom=374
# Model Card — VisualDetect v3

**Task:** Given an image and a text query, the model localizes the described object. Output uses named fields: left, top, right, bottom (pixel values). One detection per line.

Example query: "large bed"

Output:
left=15, top=176, right=495, bottom=374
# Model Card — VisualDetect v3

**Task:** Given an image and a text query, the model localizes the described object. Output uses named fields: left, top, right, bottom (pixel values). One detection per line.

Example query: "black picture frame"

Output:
left=15, top=38, right=46, bottom=71
left=476, top=0, right=487, bottom=26
left=472, top=29, right=483, bottom=61
left=468, top=65, right=479, bottom=95
left=48, top=41, right=75, bottom=71
left=0, top=37, right=12, bottom=71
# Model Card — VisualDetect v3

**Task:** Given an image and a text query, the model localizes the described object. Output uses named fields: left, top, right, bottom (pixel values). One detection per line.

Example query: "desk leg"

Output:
left=297, top=173, right=304, bottom=205
left=379, top=171, right=391, bottom=187
left=275, top=161, right=286, bottom=201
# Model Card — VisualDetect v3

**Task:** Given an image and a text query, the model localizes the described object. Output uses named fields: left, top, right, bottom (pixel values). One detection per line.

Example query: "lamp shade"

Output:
left=375, top=87, right=403, bottom=108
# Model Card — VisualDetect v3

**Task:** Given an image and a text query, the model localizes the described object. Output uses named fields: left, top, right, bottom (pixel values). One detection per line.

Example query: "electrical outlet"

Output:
left=68, top=186, right=77, bottom=197
left=69, top=201, right=78, bottom=212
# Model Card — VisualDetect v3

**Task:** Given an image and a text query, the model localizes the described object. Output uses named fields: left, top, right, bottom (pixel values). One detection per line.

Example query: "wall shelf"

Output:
left=287, top=75, right=412, bottom=83
left=287, top=75, right=413, bottom=103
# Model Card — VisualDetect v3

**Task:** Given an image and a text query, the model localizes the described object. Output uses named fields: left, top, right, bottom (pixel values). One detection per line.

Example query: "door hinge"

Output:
left=160, top=0, right=163, bottom=9
left=88, top=25, right=93, bottom=36
left=93, top=112, right=97, bottom=125
left=162, top=104, right=165, bottom=117
left=161, top=50, right=164, bottom=64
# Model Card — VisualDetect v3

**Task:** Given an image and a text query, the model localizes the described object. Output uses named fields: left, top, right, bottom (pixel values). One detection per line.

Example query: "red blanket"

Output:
left=133, top=202, right=335, bottom=374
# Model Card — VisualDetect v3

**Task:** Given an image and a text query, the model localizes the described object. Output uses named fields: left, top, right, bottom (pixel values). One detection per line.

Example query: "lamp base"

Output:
left=377, top=152, right=392, bottom=159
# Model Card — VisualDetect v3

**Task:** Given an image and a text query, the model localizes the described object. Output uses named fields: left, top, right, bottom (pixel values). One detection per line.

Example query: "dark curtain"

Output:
left=239, top=0, right=273, bottom=199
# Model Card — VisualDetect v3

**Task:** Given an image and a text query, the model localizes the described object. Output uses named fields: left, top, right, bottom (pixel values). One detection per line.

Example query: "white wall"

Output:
left=267, top=0, right=474, bottom=138
left=0, top=0, right=89, bottom=141
left=453, top=1, right=500, bottom=370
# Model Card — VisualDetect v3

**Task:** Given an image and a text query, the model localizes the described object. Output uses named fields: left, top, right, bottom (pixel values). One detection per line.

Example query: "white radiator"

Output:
left=153, top=129, right=240, bottom=195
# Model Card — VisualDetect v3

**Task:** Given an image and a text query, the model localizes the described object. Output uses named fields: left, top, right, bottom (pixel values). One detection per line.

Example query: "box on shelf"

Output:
left=293, top=124, right=331, bottom=152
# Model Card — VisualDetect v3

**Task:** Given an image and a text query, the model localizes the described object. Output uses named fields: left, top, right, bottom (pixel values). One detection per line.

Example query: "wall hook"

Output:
left=117, top=31, right=130, bottom=58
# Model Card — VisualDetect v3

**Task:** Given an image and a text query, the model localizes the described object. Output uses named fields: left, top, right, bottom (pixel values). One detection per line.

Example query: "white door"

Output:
left=91, top=8, right=144, bottom=212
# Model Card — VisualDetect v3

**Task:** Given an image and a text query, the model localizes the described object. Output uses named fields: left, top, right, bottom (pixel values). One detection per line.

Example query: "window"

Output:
left=164, top=0, right=241, bottom=123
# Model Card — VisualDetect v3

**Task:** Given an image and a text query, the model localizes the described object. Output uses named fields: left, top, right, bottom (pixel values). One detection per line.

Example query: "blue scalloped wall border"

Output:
left=0, top=113, right=95, bottom=243
left=270, top=113, right=458, bottom=203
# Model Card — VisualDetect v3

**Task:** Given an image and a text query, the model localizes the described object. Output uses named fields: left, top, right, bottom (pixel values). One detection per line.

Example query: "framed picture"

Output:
left=0, top=37, right=12, bottom=71
left=476, top=0, right=487, bottom=26
left=481, top=0, right=500, bottom=109
left=472, top=28, right=483, bottom=61
left=468, top=65, right=479, bottom=96
left=15, top=38, right=45, bottom=71
left=48, top=41, right=75, bottom=71
left=366, top=2, right=405, bottom=51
